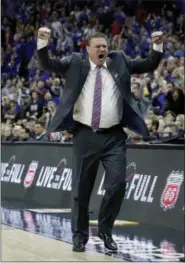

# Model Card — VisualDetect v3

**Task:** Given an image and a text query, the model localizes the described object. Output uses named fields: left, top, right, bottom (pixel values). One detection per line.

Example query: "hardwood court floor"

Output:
left=2, top=225, right=122, bottom=262
left=1, top=206, right=184, bottom=262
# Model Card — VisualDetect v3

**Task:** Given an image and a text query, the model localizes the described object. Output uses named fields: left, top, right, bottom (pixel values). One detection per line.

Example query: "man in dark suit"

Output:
left=37, top=28, right=163, bottom=252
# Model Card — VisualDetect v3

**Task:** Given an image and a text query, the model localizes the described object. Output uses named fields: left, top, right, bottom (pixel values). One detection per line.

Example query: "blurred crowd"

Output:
left=1, top=0, right=185, bottom=143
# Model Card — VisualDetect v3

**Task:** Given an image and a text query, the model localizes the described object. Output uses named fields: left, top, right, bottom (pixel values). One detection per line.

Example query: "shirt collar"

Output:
left=89, top=58, right=107, bottom=70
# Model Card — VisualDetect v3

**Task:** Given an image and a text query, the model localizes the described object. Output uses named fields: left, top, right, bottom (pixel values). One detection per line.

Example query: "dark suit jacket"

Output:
left=37, top=48, right=163, bottom=136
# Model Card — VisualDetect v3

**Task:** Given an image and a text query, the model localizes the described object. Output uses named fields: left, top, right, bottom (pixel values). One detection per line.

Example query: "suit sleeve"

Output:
left=37, top=47, right=71, bottom=74
left=122, top=50, right=163, bottom=74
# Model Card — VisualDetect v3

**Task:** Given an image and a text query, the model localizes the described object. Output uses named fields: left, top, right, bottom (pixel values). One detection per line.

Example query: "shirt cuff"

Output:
left=37, top=39, right=48, bottom=50
left=153, top=43, right=163, bottom=53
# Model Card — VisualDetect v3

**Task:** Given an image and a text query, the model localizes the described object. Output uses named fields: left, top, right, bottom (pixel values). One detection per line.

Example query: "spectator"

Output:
left=26, top=116, right=37, bottom=138
left=175, top=114, right=185, bottom=136
left=11, top=125, right=22, bottom=141
left=33, top=121, right=48, bottom=141
left=19, top=126, right=30, bottom=141
left=165, top=88, right=185, bottom=115
left=163, top=123, right=178, bottom=137
left=61, top=130, right=73, bottom=143
left=150, top=118, right=160, bottom=136
left=157, top=116, right=166, bottom=133
left=164, top=110, right=176, bottom=124
left=26, top=91, right=43, bottom=118
left=1, top=125, right=13, bottom=141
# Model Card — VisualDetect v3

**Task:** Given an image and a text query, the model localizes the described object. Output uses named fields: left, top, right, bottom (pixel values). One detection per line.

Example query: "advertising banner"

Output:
left=1, top=143, right=73, bottom=207
left=90, top=147, right=184, bottom=230
left=1, top=143, right=184, bottom=230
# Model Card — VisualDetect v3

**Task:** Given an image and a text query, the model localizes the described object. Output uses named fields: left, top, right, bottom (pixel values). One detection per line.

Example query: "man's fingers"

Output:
left=152, top=33, right=163, bottom=44
left=39, top=32, right=50, bottom=37
left=151, top=31, right=163, bottom=38
left=38, top=27, right=51, bottom=41
left=152, top=36, right=163, bottom=41
left=38, top=27, right=51, bottom=34
left=39, top=27, right=51, bottom=32
left=40, top=31, right=50, bottom=35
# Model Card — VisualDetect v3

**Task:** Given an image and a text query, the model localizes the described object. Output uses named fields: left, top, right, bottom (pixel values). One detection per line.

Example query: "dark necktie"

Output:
left=91, top=66, right=102, bottom=131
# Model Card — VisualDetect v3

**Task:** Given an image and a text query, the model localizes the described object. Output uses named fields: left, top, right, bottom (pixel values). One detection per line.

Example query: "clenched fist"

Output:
left=38, top=27, right=51, bottom=41
left=151, top=31, right=163, bottom=45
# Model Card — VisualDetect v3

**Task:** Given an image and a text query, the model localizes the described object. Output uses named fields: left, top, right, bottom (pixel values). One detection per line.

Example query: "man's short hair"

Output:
left=86, top=32, right=107, bottom=46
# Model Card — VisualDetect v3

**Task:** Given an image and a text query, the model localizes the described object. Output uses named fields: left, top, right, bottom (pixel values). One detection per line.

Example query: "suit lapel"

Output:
left=107, top=57, right=124, bottom=92
left=78, top=56, right=90, bottom=93
left=106, top=56, right=143, bottom=118
left=106, top=57, right=126, bottom=99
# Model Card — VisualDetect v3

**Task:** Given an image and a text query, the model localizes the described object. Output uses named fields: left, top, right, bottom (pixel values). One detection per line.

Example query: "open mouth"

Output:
left=98, top=54, right=104, bottom=60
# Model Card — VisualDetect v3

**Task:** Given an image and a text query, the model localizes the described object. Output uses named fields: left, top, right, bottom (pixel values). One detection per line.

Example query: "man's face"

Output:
left=27, top=120, right=36, bottom=131
left=32, top=92, right=38, bottom=100
left=38, top=81, right=44, bottom=89
left=172, top=90, right=179, bottom=101
left=175, top=115, right=184, bottom=130
left=167, top=83, right=173, bottom=90
left=165, top=113, right=174, bottom=124
left=12, top=125, right=21, bottom=137
left=34, top=124, right=44, bottom=135
left=3, top=97, right=10, bottom=106
left=4, top=126, right=11, bottom=137
left=86, top=37, right=108, bottom=66
left=44, top=92, right=52, bottom=101
left=20, top=128, right=27, bottom=139
left=131, top=84, right=140, bottom=98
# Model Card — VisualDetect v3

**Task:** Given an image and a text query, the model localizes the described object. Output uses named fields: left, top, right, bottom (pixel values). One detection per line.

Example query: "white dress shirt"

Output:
left=73, top=59, right=123, bottom=128
left=37, top=38, right=163, bottom=128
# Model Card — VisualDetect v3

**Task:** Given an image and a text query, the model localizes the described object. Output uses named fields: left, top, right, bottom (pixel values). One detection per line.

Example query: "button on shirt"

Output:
left=73, top=59, right=123, bottom=128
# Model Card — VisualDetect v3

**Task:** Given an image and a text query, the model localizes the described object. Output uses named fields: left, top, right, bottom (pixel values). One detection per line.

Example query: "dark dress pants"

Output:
left=71, top=124, right=127, bottom=244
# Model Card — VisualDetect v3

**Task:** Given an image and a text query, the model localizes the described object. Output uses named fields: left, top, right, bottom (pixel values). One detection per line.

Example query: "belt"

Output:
left=75, top=122, right=121, bottom=133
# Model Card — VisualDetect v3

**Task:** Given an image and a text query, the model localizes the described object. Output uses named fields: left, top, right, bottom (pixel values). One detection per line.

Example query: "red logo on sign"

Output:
left=160, top=171, right=184, bottom=211
left=23, top=161, right=38, bottom=188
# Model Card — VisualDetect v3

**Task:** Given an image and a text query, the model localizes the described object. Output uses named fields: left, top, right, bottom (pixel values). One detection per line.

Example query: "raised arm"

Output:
left=36, top=27, right=71, bottom=74
left=123, top=31, right=164, bottom=74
